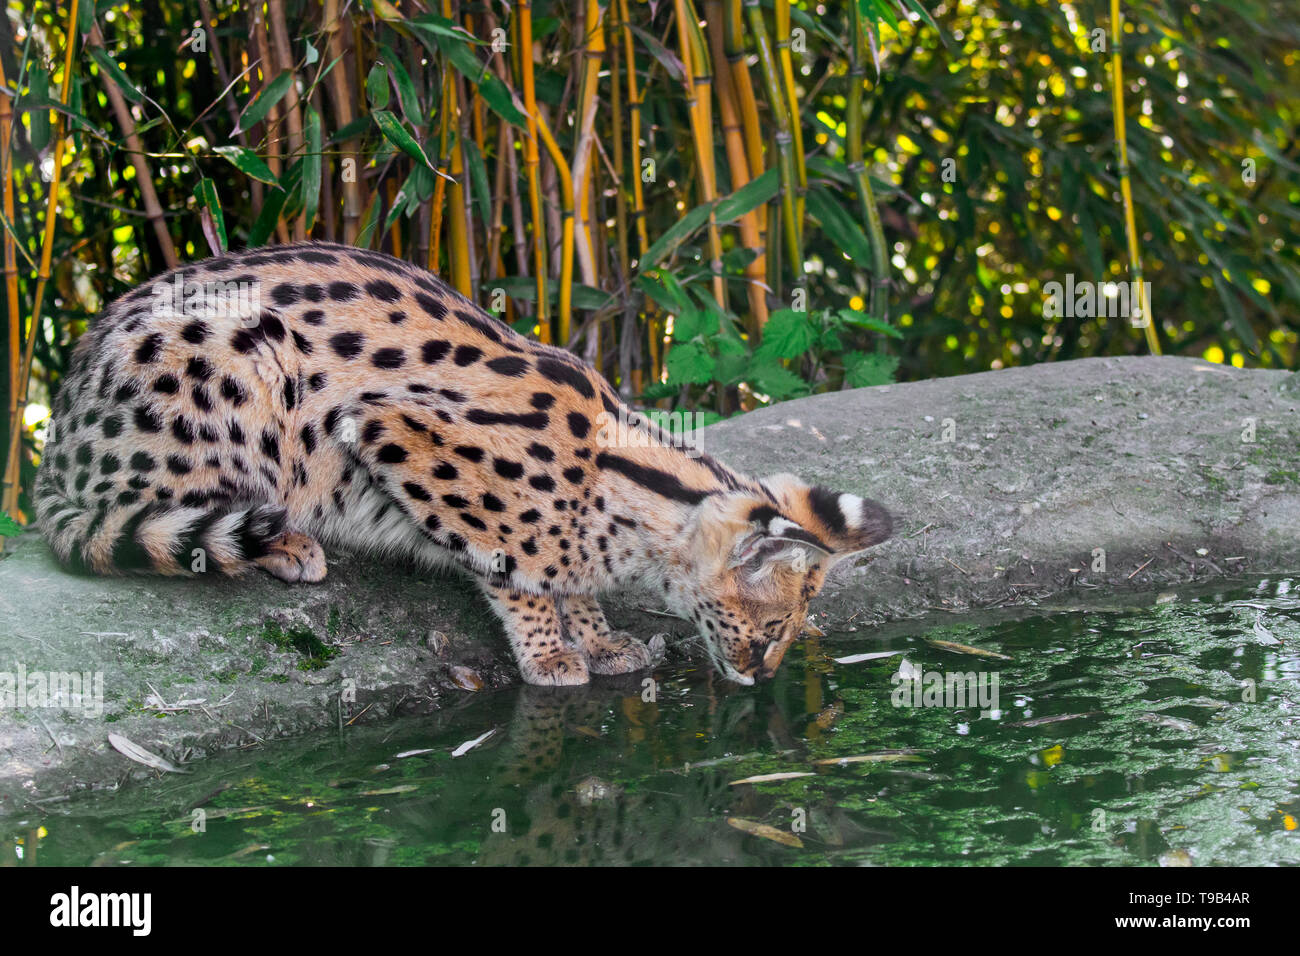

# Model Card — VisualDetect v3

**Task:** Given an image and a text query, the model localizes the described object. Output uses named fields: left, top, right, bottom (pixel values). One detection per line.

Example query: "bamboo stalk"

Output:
left=0, top=55, right=19, bottom=523
left=616, top=0, right=661, bottom=384
left=534, top=110, right=575, bottom=342
left=725, top=0, right=766, bottom=236
left=252, top=3, right=290, bottom=244
left=516, top=1, right=550, bottom=341
left=1108, top=0, right=1160, bottom=354
left=743, top=0, right=802, bottom=282
left=674, top=0, right=726, bottom=308
left=268, top=0, right=305, bottom=240
left=774, top=0, right=805, bottom=241
left=848, top=2, right=888, bottom=319
left=572, top=0, right=605, bottom=290
left=430, top=68, right=453, bottom=274
left=3, top=0, right=78, bottom=521
left=706, top=1, right=768, bottom=330
left=85, top=24, right=179, bottom=268
left=454, top=71, right=478, bottom=298
left=324, top=0, right=363, bottom=242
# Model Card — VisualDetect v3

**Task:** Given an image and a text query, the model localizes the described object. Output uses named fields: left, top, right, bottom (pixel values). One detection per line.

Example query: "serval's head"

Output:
left=678, top=474, right=892, bottom=684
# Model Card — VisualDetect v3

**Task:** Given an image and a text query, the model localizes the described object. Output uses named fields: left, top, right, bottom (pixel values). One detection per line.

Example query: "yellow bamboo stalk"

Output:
left=725, top=0, right=766, bottom=237
left=774, top=0, right=805, bottom=239
left=1108, top=0, right=1160, bottom=354
left=706, top=1, right=768, bottom=330
left=675, top=0, right=725, bottom=308
left=517, top=1, right=551, bottom=341
left=429, top=69, right=453, bottom=273
left=534, top=111, right=575, bottom=342
left=4, top=0, right=78, bottom=521
left=572, top=0, right=604, bottom=288
left=0, top=56, right=20, bottom=522
left=615, top=0, right=662, bottom=385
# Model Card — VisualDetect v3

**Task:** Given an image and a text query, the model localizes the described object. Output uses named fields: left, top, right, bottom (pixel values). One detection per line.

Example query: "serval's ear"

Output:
left=759, top=474, right=893, bottom=566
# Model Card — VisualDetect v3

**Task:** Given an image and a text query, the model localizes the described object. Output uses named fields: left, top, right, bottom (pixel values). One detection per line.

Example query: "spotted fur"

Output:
left=34, top=242, right=892, bottom=685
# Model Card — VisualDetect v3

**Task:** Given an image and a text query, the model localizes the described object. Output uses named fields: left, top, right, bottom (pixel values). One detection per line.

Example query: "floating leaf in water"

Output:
left=107, top=733, right=191, bottom=774
left=729, top=772, right=817, bottom=786
left=1004, top=712, right=1099, bottom=728
left=451, top=728, right=496, bottom=757
left=1155, top=592, right=1178, bottom=604
left=726, top=817, right=804, bottom=848
left=1252, top=611, right=1281, bottom=645
left=813, top=751, right=926, bottom=766
left=1158, top=849, right=1194, bottom=867
left=833, top=650, right=902, bottom=664
left=395, top=748, right=435, bottom=759
left=359, top=784, right=418, bottom=796
left=1140, top=713, right=1197, bottom=734
left=926, top=639, right=1011, bottom=660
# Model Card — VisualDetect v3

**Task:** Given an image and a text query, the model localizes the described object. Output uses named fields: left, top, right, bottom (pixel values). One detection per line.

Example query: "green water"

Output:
left=6, top=580, right=1300, bottom=866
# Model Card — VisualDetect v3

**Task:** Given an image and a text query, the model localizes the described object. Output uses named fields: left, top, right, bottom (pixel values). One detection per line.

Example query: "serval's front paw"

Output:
left=584, top=630, right=659, bottom=676
left=519, top=646, right=590, bottom=686
left=255, top=531, right=327, bottom=583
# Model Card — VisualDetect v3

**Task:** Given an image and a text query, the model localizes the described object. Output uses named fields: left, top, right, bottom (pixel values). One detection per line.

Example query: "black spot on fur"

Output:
left=328, top=281, right=360, bottom=301
left=365, top=279, right=401, bottom=302
left=372, top=347, right=406, bottom=369
left=454, top=446, right=484, bottom=463
left=494, top=458, right=525, bottom=479
left=329, top=331, right=365, bottom=358
left=567, top=412, right=591, bottom=438
left=595, top=452, right=708, bottom=504
left=378, top=443, right=408, bottom=464
left=180, top=320, right=209, bottom=343
left=465, top=409, right=548, bottom=429
left=530, top=392, right=556, bottom=410
left=421, top=339, right=451, bottom=364
left=536, top=357, right=594, bottom=398
left=453, top=345, right=483, bottom=366
left=486, top=355, right=529, bottom=377
left=134, top=333, right=163, bottom=363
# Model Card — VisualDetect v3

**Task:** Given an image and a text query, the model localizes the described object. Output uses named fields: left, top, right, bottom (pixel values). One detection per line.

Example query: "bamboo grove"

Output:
left=0, top=0, right=1297, bottom=524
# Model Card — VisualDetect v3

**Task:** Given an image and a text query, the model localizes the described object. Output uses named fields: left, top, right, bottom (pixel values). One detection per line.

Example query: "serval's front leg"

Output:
left=480, top=582, right=590, bottom=686
left=558, top=595, right=657, bottom=676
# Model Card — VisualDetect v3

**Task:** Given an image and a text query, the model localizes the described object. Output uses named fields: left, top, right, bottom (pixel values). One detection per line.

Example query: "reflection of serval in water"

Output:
left=479, top=687, right=778, bottom=865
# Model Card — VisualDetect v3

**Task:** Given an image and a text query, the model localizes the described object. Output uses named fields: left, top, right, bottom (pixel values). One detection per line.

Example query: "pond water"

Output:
left=6, top=579, right=1300, bottom=866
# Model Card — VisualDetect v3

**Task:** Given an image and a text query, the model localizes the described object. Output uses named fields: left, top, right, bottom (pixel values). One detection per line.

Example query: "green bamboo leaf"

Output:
left=248, top=188, right=289, bottom=247
left=424, top=27, right=528, bottom=127
left=89, top=47, right=144, bottom=105
left=0, top=512, right=22, bottom=537
left=463, top=138, right=492, bottom=232
left=641, top=203, right=713, bottom=268
left=805, top=186, right=875, bottom=270
left=839, top=309, right=903, bottom=338
left=366, top=63, right=391, bottom=110
left=716, top=168, right=780, bottom=223
left=235, top=70, right=294, bottom=135
left=627, top=23, right=686, bottom=83
left=28, top=67, right=51, bottom=151
left=302, top=106, right=322, bottom=231
left=373, top=109, right=435, bottom=169
left=212, top=145, right=279, bottom=185
left=378, top=44, right=422, bottom=123
left=193, top=178, right=227, bottom=254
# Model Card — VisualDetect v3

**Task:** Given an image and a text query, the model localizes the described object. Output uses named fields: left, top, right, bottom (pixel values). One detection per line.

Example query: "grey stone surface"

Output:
left=2, top=355, right=1297, bottom=807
